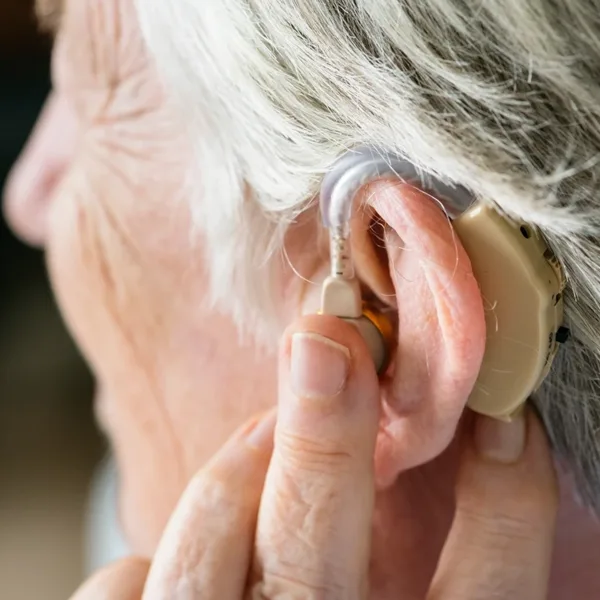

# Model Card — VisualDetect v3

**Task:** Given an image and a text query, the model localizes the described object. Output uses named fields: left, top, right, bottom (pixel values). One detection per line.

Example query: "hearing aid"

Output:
left=319, top=147, right=566, bottom=422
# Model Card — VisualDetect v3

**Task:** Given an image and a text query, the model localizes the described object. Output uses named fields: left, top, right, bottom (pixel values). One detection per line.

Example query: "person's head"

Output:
left=5, top=0, right=600, bottom=554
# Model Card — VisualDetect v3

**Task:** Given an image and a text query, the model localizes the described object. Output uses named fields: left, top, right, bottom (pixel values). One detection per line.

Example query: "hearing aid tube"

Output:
left=318, top=147, right=468, bottom=372
left=319, top=147, right=471, bottom=320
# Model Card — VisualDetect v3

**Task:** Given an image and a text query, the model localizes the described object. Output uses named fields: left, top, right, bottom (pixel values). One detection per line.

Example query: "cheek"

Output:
left=44, top=137, right=208, bottom=390
left=46, top=173, right=147, bottom=382
left=46, top=178, right=121, bottom=379
left=44, top=148, right=280, bottom=553
left=44, top=161, right=194, bottom=551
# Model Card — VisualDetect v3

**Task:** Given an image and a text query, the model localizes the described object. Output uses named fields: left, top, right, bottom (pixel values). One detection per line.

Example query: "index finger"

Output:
left=252, top=315, right=381, bottom=598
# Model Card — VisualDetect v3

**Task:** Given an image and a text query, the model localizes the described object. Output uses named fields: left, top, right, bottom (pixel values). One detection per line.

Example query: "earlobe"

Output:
left=357, top=181, right=486, bottom=488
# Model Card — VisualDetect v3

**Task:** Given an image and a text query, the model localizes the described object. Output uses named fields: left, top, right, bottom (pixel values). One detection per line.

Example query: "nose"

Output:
left=3, top=91, right=78, bottom=247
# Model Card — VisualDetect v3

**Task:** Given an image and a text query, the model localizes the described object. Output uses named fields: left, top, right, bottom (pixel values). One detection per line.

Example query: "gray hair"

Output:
left=136, top=0, right=600, bottom=512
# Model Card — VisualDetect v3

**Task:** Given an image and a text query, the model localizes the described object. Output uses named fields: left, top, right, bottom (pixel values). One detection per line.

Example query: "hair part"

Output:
left=136, top=0, right=600, bottom=512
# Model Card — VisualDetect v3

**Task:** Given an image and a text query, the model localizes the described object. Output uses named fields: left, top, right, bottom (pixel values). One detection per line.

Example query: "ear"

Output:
left=353, top=180, right=486, bottom=488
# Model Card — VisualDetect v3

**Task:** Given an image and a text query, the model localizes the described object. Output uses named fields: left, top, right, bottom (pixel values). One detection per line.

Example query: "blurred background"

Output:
left=0, top=3, right=105, bottom=598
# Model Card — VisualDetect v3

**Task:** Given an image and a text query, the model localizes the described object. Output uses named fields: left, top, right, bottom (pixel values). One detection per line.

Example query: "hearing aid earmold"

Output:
left=319, top=147, right=567, bottom=422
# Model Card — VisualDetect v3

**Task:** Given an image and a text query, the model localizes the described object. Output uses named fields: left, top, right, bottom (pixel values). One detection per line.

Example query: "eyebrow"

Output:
left=35, top=0, right=64, bottom=34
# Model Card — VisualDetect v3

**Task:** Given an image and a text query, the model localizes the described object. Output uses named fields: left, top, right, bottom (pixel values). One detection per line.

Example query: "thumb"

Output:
left=69, top=557, right=150, bottom=600
left=253, top=314, right=380, bottom=597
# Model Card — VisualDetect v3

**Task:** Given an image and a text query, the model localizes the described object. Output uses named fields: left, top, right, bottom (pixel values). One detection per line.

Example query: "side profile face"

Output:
left=6, top=0, right=281, bottom=552
left=5, top=0, right=485, bottom=558
left=5, top=0, right=600, bottom=596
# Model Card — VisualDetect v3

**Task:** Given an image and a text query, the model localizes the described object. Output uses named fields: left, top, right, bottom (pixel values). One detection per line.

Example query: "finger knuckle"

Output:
left=505, top=478, right=560, bottom=523
left=253, top=567, right=349, bottom=600
left=456, top=502, right=549, bottom=543
left=276, top=430, right=356, bottom=475
left=187, top=470, right=229, bottom=506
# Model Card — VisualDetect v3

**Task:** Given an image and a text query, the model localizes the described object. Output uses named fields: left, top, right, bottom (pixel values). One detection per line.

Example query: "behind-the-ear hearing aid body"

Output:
left=319, top=148, right=566, bottom=421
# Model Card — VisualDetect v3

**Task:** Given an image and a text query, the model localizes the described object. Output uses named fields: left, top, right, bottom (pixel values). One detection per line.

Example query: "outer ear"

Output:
left=355, top=180, right=486, bottom=488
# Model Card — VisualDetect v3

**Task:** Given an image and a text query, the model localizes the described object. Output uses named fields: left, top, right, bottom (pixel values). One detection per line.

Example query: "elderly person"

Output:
left=4, top=0, right=600, bottom=598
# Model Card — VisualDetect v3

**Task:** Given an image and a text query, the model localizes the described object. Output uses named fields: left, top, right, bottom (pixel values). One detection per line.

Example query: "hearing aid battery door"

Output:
left=454, top=204, right=564, bottom=422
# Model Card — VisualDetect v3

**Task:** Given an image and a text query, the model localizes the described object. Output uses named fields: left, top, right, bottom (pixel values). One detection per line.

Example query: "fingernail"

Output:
left=290, top=332, right=350, bottom=398
left=474, top=411, right=527, bottom=464
left=245, top=411, right=277, bottom=450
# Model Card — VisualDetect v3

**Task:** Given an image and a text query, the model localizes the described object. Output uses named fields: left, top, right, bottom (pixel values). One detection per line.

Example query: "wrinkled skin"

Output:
left=4, top=0, right=600, bottom=597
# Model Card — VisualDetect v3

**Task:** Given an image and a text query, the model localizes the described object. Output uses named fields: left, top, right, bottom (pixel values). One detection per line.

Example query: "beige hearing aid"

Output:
left=320, top=148, right=567, bottom=421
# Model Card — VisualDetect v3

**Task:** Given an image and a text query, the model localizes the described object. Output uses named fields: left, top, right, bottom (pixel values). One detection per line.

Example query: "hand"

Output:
left=70, top=315, right=558, bottom=600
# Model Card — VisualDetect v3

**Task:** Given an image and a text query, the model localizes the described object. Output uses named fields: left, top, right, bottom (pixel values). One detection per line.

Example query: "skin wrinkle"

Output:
left=94, top=74, right=165, bottom=125
left=94, top=135, right=160, bottom=165
left=84, top=2, right=102, bottom=88
left=73, top=153, right=188, bottom=507
left=264, top=488, right=350, bottom=594
left=85, top=154, right=146, bottom=267
left=91, top=110, right=181, bottom=174
left=275, top=430, right=357, bottom=475
left=257, top=356, right=377, bottom=596
left=257, top=571, right=346, bottom=598
left=80, top=196, right=149, bottom=375
left=85, top=0, right=122, bottom=91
